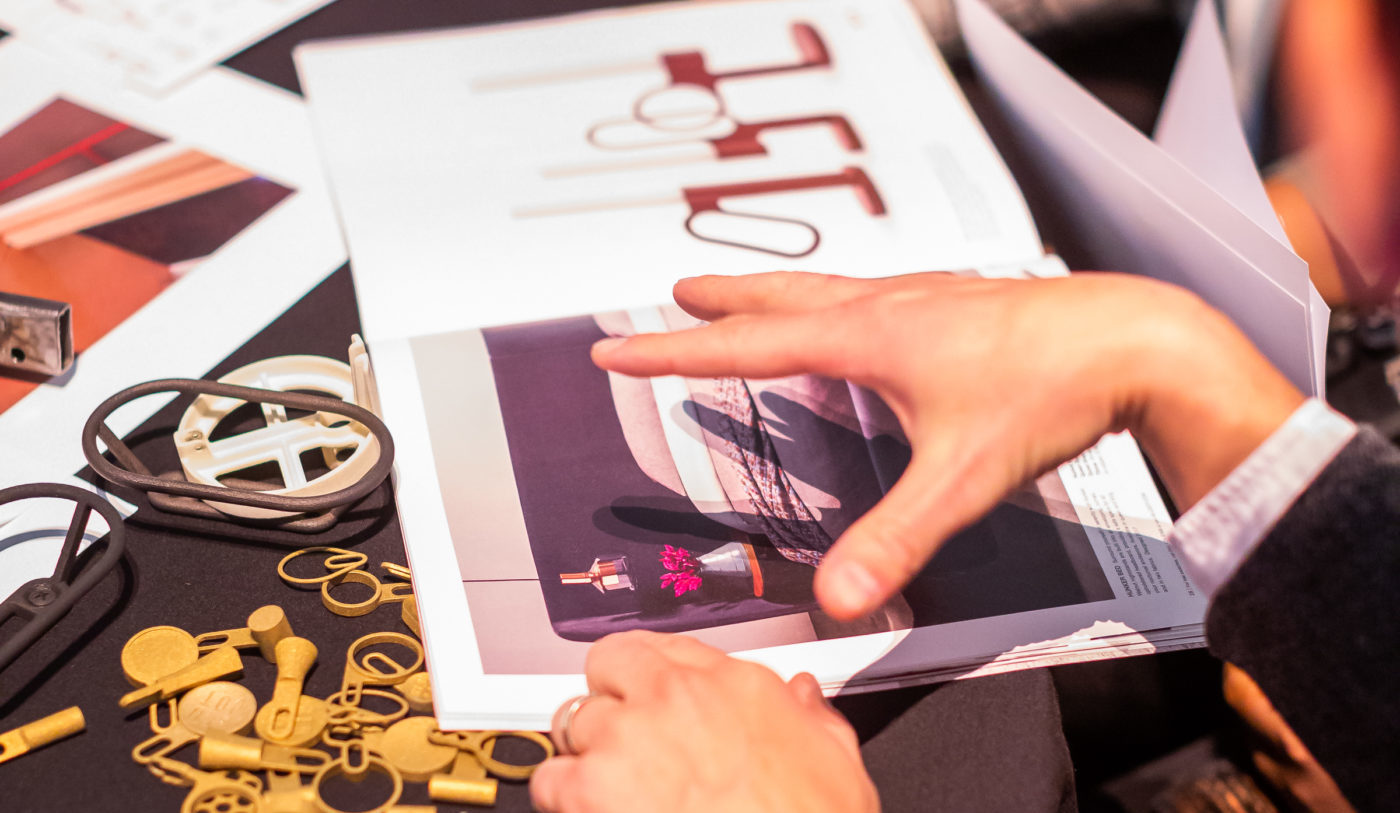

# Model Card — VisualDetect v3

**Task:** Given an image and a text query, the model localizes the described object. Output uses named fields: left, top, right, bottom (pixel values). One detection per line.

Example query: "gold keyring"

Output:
left=311, top=752, right=403, bottom=813
left=278, top=547, right=368, bottom=586
left=320, top=569, right=384, bottom=616
left=474, top=730, right=555, bottom=781
left=345, top=632, right=423, bottom=684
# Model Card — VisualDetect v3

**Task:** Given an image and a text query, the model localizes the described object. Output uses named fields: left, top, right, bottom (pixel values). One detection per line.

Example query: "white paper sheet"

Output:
left=294, top=0, right=1045, bottom=342
left=0, top=38, right=345, bottom=498
left=957, top=0, right=1320, bottom=395
left=0, top=0, right=333, bottom=93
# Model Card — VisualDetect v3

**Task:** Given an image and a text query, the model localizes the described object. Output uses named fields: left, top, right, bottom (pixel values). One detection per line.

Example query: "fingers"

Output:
left=530, top=754, right=581, bottom=813
left=671, top=272, right=884, bottom=320
left=814, top=447, right=1002, bottom=619
left=591, top=309, right=850, bottom=380
left=583, top=631, right=728, bottom=700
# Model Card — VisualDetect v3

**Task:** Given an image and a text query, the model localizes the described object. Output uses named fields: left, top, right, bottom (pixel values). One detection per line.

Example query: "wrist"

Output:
left=1117, top=285, right=1304, bottom=510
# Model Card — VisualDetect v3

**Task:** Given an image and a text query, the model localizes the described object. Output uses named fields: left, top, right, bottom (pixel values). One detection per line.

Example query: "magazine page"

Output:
left=294, top=0, right=1046, bottom=343
left=373, top=293, right=1206, bottom=730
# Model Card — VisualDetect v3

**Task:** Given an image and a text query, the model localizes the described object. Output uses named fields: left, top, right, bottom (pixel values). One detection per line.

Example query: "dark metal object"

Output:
left=0, top=482, right=127, bottom=672
left=0, top=292, right=74, bottom=376
left=81, top=379, right=395, bottom=533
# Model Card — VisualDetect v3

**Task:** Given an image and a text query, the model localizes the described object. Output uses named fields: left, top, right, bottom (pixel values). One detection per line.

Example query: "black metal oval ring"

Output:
left=0, top=482, right=128, bottom=671
left=81, top=378, right=395, bottom=515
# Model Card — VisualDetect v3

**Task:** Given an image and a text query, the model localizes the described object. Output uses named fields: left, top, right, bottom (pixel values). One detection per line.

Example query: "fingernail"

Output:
left=592, top=337, right=626, bottom=356
left=824, top=561, right=880, bottom=616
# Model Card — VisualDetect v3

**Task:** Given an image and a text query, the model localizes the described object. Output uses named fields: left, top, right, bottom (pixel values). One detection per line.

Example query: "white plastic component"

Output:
left=174, top=354, right=380, bottom=520
left=348, top=334, right=382, bottom=418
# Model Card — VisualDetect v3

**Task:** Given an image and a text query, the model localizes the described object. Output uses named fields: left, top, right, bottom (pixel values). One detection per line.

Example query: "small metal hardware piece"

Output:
left=122, top=626, right=201, bottom=687
left=0, top=292, right=73, bottom=376
left=0, top=706, right=85, bottom=764
left=257, top=637, right=318, bottom=745
left=428, top=729, right=553, bottom=782
left=119, top=645, right=244, bottom=710
left=194, top=605, right=294, bottom=663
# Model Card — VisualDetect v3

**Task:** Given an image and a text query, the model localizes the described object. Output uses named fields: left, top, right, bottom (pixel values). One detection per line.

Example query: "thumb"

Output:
left=814, top=448, right=998, bottom=620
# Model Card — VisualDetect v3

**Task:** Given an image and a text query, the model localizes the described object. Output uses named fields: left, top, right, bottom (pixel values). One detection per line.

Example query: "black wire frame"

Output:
left=81, top=379, right=395, bottom=533
left=0, top=482, right=128, bottom=672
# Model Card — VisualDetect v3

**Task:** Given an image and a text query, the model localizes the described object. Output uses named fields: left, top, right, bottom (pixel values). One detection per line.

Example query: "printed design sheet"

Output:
left=295, top=0, right=1045, bottom=341
left=0, top=0, right=334, bottom=93
left=0, top=38, right=344, bottom=597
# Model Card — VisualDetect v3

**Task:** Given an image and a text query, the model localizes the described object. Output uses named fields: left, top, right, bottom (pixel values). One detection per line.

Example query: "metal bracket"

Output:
left=0, top=483, right=127, bottom=672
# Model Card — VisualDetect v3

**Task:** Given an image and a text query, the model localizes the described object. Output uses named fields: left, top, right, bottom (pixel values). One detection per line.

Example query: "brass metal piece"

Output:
left=324, top=687, right=409, bottom=729
left=144, top=758, right=264, bottom=813
left=400, top=596, right=421, bottom=639
left=336, top=632, right=422, bottom=709
left=428, top=730, right=553, bottom=782
left=263, top=769, right=316, bottom=813
left=366, top=717, right=455, bottom=782
left=122, top=625, right=200, bottom=688
left=133, top=683, right=258, bottom=768
left=120, top=646, right=244, bottom=710
left=0, top=706, right=85, bottom=764
left=179, top=681, right=258, bottom=737
left=395, top=673, right=433, bottom=715
left=310, top=752, right=403, bottom=813
left=198, top=730, right=330, bottom=774
left=380, top=562, right=411, bottom=581
left=259, top=637, right=317, bottom=744
left=278, top=548, right=367, bottom=587
left=428, top=753, right=498, bottom=807
left=322, top=570, right=414, bottom=619
left=254, top=696, right=329, bottom=749
left=195, top=605, right=294, bottom=662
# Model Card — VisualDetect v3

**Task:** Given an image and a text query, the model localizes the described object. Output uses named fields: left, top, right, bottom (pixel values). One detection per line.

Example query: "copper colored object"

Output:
left=309, top=751, right=403, bottom=813
left=0, top=706, right=85, bottom=764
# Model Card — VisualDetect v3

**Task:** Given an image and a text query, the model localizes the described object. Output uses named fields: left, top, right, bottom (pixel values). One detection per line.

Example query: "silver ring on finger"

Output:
left=552, top=693, right=594, bottom=756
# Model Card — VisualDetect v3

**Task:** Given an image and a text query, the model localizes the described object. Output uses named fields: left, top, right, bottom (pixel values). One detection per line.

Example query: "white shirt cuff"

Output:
left=1168, top=398, right=1357, bottom=597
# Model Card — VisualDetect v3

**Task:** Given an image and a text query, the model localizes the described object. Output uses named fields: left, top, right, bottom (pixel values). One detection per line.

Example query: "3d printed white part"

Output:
left=174, top=354, right=380, bottom=520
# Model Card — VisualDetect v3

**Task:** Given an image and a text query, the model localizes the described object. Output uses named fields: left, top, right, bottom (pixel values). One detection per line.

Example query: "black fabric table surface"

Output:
left=0, top=3, right=1189, bottom=811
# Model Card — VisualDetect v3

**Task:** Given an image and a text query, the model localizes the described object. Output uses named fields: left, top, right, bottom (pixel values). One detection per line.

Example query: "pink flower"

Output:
left=659, top=545, right=702, bottom=596
left=661, top=571, right=703, bottom=597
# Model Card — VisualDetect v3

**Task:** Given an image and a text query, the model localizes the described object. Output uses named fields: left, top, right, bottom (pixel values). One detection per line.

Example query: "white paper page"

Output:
left=956, top=0, right=1318, bottom=395
left=0, top=0, right=333, bottom=94
left=295, top=0, right=1045, bottom=342
left=1156, top=0, right=1292, bottom=250
left=0, top=39, right=346, bottom=497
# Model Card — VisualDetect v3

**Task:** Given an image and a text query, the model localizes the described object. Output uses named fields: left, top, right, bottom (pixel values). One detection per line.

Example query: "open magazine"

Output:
left=294, top=0, right=1316, bottom=729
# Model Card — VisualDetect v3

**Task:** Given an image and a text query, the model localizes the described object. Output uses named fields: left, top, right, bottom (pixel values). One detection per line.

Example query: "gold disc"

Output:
left=255, top=696, right=329, bottom=748
left=179, top=681, right=258, bottom=737
left=379, top=716, right=456, bottom=782
left=121, top=626, right=199, bottom=688
left=395, top=672, right=434, bottom=714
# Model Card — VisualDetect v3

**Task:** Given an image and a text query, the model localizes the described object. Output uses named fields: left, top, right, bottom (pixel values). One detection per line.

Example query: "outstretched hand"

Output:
left=592, top=271, right=1302, bottom=620
left=530, top=631, right=877, bottom=813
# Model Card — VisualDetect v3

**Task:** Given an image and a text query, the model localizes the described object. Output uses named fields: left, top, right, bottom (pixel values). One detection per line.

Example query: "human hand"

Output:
left=591, top=271, right=1302, bottom=619
left=529, top=631, right=878, bottom=813
left=1223, top=664, right=1355, bottom=812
